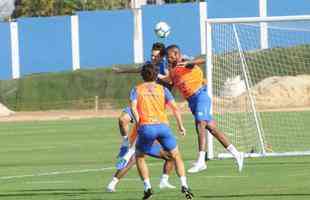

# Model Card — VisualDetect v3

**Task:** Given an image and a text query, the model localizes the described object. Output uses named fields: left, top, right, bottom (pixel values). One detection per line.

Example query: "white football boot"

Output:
left=159, top=180, right=176, bottom=189
left=236, top=152, right=245, bottom=172
left=187, top=162, right=207, bottom=173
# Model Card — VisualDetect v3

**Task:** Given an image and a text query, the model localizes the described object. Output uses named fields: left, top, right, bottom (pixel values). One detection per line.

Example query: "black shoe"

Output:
left=181, top=186, right=194, bottom=200
left=142, top=188, right=153, bottom=200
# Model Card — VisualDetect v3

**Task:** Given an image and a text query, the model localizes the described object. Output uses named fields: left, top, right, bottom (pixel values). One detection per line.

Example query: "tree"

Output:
left=13, top=0, right=55, bottom=18
left=12, top=0, right=198, bottom=19
left=12, top=0, right=131, bottom=18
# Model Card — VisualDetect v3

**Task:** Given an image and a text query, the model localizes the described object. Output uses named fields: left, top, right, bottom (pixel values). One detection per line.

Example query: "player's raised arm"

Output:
left=177, top=57, right=206, bottom=69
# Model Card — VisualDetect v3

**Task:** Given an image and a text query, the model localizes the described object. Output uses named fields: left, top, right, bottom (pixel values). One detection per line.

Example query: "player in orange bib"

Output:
left=166, top=45, right=244, bottom=173
left=106, top=122, right=177, bottom=192
left=130, top=63, right=194, bottom=200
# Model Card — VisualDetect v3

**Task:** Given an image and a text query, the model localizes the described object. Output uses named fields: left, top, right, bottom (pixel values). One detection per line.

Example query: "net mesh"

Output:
left=210, top=21, right=310, bottom=157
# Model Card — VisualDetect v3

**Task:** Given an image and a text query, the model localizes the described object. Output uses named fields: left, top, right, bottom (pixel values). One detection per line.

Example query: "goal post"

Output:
left=205, top=15, right=310, bottom=159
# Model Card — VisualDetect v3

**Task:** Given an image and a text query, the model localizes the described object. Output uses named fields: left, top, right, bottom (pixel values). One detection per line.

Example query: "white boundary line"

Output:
left=0, top=162, right=249, bottom=182
left=0, top=162, right=162, bottom=181
left=0, top=167, right=114, bottom=180
left=25, top=180, right=73, bottom=184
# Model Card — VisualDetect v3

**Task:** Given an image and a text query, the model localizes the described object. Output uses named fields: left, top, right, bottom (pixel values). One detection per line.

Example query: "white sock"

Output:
left=108, top=177, right=119, bottom=188
left=180, top=176, right=188, bottom=188
left=226, top=144, right=240, bottom=159
left=143, top=179, right=152, bottom=191
left=160, top=174, right=169, bottom=182
left=123, top=147, right=135, bottom=161
left=197, top=151, right=206, bottom=164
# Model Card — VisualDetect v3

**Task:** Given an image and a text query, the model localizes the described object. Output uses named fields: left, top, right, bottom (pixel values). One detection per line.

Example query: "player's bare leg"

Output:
left=158, top=150, right=176, bottom=189
left=188, top=120, right=207, bottom=173
left=106, top=156, right=135, bottom=192
left=136, top=152, right=153, bottom=200
left=169, top=147, right=194, bottom=200
left=118, top=112, right=132, bottom=137
left=206, top=121, right=244, bottom=172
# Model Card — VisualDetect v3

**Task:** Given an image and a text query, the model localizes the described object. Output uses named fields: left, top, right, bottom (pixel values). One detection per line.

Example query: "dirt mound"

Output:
left=0, top=103, right=14, bottom=117
left=215, top=75, right=310, bottom=111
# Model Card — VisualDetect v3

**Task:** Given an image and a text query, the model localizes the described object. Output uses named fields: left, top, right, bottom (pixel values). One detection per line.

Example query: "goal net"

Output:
left=206, top=16, right=310, bottom=159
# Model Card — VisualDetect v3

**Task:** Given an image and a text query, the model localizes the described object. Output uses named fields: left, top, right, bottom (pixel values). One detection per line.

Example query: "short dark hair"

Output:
left=166, top=44, right=180, bottom=53
left=141, top=63, right=158, bottom=82
left=152, top=42, right=166, bottom=57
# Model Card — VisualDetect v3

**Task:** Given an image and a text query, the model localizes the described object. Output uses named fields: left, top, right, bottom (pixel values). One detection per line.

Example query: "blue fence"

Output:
left=18, top=16, right=72, bottom=76
left=78, top=10, right=134, bottom=69
left=1, top=1, right=310, bottom=80
left=142, top=3, right=201, bottom=60
left=0, top=23, right=12, bottom=80
left=207, top=0, right=310, bottom=18
left=1, top=3, right=202, bottom=80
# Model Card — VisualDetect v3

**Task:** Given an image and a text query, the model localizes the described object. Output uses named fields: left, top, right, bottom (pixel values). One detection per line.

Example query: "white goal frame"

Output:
left=205, top=15, right=310, bottom=159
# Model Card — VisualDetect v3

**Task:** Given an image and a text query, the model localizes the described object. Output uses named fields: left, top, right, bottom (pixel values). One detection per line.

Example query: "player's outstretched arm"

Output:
left=157, top=74, right=172, bottom=83
left=112, top=66, right=142, bottom=73
left=166, top=100, right=186, bottom=136
left=178, top=57, right=206, bottom=69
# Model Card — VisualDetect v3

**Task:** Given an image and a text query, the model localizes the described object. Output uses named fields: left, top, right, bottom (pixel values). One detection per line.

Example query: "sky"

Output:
left=0, top=0, right=15, bottom=20
left=206, top=0, right=310, bottom=18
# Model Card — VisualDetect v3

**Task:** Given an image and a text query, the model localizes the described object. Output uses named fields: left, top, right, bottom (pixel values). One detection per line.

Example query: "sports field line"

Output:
left=0, top=167, right=115, bottom=180
left=0, top=161, right=248, bottom=182
left=25, top=180, right=73, bottom=184
left=0, top=146, right=57, bottom=153
left=0, top=162, right=162, bottom=181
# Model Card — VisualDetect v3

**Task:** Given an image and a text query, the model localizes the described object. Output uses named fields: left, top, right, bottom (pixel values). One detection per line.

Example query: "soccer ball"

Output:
left=154, top=21, right=170, bottom=38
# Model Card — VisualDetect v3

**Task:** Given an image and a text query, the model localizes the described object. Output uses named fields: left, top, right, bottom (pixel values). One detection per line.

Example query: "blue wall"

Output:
left=207, top=0, right=310, bottom=54
left=143, top=3, right=200, bottom=60
left=268, top=0, right=310, bottom=16
left=0, top=23, right=12, bottom=80
left=18, top=16, right=72, bottom=76
left=207, top=0, right=310, bottom=18
left=78, top=10, right=134, bottom=69
left=207, top=0, right=258, bottom=18
left=1, top=2, right=310, bottom=80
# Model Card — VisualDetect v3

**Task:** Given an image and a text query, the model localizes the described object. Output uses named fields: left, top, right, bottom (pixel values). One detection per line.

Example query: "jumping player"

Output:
left=165, top=45, right=244, bottom=173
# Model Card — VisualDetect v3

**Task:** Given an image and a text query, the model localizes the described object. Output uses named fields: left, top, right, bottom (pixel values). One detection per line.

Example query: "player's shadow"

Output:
left=0, top=188, right=99, bottom=198
left=201, top=193, right=310, bottom=199
left=1, top=188, right=140, bottom=200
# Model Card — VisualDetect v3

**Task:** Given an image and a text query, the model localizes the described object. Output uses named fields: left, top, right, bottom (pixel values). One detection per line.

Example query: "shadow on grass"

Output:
left=0, top=188, right=139, bottom=200
left=200, top=193, right=310, bottom=199
left=2, top=189, right=310, bottom=200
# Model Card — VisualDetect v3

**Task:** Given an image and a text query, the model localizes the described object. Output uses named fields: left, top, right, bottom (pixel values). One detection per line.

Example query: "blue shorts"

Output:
left=118, top=143, right=161, bottom=158
left=122, top=107, right=134, bottom=123
left=136, top=124, right=177, bottom=155
left=146, top=142, right=161, bottom=157
left=187, top=86, right=213, bottom=122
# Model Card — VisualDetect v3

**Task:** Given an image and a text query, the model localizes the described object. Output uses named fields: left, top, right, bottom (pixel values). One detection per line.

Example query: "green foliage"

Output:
left=12, top=0, right=199, bottom=18
left=166, top=0, right=200, bottom=3
left=0, top=64, right=142, bottom=111
left=1, top=45, right=310, bottom=111
left=13, top=0, right=131, bottom=18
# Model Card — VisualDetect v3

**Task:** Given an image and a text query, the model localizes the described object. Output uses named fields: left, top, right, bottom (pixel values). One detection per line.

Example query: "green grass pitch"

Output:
left=0, top=115, right=309, bottom=200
